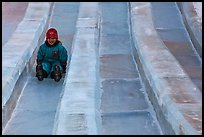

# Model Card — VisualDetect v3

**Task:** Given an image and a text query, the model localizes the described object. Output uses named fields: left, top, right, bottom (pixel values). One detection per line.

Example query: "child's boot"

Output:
left=36, top=64, right=44, bottom=81
left=53, top=65, right=61, bottom=82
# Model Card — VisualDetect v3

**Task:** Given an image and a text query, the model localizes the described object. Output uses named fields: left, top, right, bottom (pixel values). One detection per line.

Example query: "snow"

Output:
left=193, top=2, right=202, bottom=23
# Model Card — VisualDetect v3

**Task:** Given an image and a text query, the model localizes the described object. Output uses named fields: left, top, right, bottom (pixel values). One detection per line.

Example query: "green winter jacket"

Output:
left=37, top=41, right=68, bottom=64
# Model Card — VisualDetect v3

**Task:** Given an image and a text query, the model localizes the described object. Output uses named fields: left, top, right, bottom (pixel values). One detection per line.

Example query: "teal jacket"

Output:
left=37, top=41, right=68, bottom=64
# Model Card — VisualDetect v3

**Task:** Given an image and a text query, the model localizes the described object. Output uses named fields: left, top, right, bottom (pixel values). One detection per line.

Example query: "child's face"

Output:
left=47, top=38, right=57, bottom=45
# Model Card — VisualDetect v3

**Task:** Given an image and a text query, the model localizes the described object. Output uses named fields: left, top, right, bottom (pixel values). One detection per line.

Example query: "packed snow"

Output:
left=193, top=2, right=202, bottom=23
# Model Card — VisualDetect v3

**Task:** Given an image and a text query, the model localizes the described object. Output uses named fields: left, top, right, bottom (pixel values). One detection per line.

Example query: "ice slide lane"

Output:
left=98, top=2, right=163, bottom=135
left=151, top=2, right=202, bottom=92
left=2, top=2, right=80, bottom=134
left=2, top=2, right=53, bottom=131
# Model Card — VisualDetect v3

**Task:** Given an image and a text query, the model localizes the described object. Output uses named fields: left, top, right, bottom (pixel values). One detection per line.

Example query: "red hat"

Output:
left=46, top=28, right=58, bottom=41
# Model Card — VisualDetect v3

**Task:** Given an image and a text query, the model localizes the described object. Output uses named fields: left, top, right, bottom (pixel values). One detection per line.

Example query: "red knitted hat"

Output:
left=46, top=28, right=58, bottom=41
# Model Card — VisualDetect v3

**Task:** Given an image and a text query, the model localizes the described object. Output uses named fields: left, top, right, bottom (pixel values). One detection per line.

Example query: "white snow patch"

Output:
left=193, top=2, right=202, bottom=23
